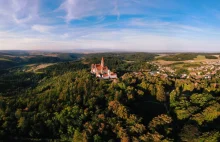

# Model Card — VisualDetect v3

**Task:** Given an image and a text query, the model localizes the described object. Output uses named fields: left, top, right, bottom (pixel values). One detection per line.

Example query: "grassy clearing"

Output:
left=167, top=62, right=184, bottom=68
left=183, top=63, right=201, bottom=68
left=35, top=71, right=44, bottom=74
left=166, top=62, right=201, bottom=70
left=26, top=63, right=55, bottom=72
left=155, top=54, right=168, bottom=59
left=154, top=60, right=175, bottom=65
left=194, top=55, right=206, bottom=60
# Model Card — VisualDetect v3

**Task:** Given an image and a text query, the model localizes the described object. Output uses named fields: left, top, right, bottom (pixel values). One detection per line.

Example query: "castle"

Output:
left=91, top=57, right=117, bottom=79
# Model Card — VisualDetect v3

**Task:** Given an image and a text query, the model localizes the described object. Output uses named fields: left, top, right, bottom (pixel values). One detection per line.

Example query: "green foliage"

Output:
left=169, top=90, right=178, bottom=107
left=156, top=85, right=166, bottom=102
left=159, top=53, right=198, bottom=61
left=159, top=53, right=219, bottom=61
left=72, top=130, right=85, bottom=142
left=198, top=131, right=220, bottom=142
left=192, top=103, right=220, bottom=125
left=148, top=114, right=172, bottom=134
left=190, top=93, right=214, bottom=107
left=85, top=52, right=157, bottom=62
left=180, top=125, right=220, bottom=142
left=205, top=55, right=218, bottom=59
left=175, top=109, right=192, bottom=120
left=183, top=82, right=194, bottom=91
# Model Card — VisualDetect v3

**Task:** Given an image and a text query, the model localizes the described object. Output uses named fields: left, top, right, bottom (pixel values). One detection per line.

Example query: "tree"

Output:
left=73, top=130, right=85, bottom=142
left=156, top=85, right=166, bottom=102
left=179, top=125, right=200, bottom=142
left=148, top=114, right=172, bottom=136
left=17, top=117, right=26, bottom=129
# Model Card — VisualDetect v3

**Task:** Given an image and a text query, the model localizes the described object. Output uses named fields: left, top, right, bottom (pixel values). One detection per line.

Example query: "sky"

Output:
left=0, top=0, right=220, bottom=52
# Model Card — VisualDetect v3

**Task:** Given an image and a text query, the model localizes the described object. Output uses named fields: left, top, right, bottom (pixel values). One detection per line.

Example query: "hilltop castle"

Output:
left=91, top=57, right=117, bottom=79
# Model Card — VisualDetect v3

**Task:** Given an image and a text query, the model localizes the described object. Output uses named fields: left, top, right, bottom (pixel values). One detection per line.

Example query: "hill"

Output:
left=0, top=51, right=83, bottom=70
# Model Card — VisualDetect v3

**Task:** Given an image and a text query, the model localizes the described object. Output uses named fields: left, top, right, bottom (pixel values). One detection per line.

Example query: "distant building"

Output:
left=149, top=71, right=160, bottom=76
left=181, top=74, right=187, bottom=79
left=204, top=75, right=211, bottom=79
left=91, top=57, right=117, bottom=79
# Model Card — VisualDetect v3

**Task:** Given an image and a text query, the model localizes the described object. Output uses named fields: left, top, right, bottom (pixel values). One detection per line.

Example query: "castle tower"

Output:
left=101, top=57, right=104, bottom=67
left=101, top=57, right=104, bottom=74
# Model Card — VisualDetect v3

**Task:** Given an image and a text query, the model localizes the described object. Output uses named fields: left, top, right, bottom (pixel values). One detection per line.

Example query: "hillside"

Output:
left=0, top=51, right=83, bottom=70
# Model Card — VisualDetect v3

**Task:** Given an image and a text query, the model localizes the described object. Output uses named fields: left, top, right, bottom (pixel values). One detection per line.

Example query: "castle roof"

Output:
left=103, top=74, right=109, bottom=77
left=94, top=64, right=108, bottom=71
left=110, top=73, right=117, bottom=76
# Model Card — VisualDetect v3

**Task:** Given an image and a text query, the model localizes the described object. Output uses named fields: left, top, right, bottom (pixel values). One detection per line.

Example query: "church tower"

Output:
left=101, top=57, right=104, bottom=67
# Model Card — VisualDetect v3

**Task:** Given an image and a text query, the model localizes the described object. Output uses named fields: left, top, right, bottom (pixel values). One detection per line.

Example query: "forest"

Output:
left=0, top=51, right=219, bottom=142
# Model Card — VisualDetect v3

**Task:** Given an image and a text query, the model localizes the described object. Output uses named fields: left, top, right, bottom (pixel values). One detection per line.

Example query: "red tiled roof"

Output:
left=96, top=66, right=102, bottom=70
left=110, top=73, right=117, bottom=76
left=103, top=74, right=109, bottom=77
left=93, top=64, right=108, bottom=71
left=95, top=64, right=101, bottom=67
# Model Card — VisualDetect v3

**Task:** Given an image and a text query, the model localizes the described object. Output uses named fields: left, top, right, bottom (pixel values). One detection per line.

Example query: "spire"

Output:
left=101, top=57, right=104, bottom=67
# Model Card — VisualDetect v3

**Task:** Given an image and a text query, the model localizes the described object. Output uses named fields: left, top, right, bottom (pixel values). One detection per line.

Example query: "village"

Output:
left=149, top=60, right=220, bottom=79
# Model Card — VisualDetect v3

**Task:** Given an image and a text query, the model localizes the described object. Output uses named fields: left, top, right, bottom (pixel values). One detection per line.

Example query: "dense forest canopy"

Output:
left=0, top=51, right=219, bottom=141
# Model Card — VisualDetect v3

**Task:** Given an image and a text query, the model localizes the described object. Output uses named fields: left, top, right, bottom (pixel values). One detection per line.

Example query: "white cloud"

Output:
left=57, top=0, right=152, bottom=22
left=31, top=25, right=53, bottom=33
left=58, top=0, right=99, bottom=22
left=129, top=18, right=203, bottom=32
left=1, top=29, right=220, bottom=52
left=0, top=0, right=39, bottom=25
left=113, top=0, right=120, bottom=20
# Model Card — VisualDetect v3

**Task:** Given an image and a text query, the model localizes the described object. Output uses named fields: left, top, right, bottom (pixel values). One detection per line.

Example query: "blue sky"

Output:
left=0, top=0, right=220, bottom=52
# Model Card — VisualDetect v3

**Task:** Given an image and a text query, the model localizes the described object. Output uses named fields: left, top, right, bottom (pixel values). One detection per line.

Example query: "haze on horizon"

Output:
left=0, top=0, right=220, bottom=52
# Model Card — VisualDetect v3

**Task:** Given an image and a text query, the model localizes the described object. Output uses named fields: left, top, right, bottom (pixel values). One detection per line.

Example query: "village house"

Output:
left=91, top=57, right=117, bottom=79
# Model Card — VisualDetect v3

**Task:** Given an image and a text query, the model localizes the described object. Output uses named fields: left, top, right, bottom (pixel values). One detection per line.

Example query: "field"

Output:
left=155, top=54, right=219, bottom=66
left=194, top=55, right=206, bottom=60
left=0, top=58, right=12, bottom=62
left=26, top=63, right=55, bottom=72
